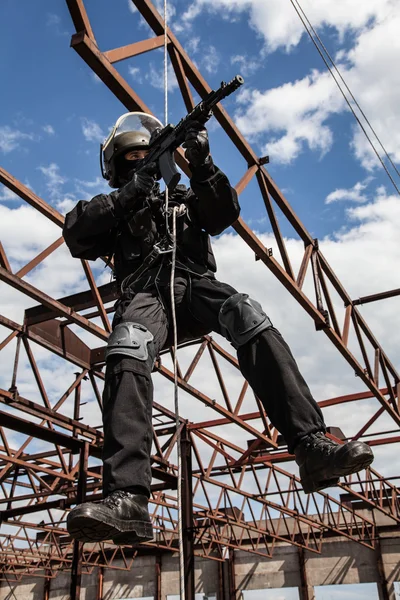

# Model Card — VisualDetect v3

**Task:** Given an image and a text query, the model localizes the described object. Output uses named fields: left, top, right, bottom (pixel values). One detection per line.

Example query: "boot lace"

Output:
left=103, top=490, right=130, bottom=509
left=304, top=432, right=338, bottom=456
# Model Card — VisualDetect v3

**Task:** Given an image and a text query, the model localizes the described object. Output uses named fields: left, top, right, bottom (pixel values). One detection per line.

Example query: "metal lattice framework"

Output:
left=0, top=0, right=399, bottom=597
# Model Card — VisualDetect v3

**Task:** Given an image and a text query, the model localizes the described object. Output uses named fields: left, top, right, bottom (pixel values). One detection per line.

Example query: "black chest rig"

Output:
left=113, top=184, right=216, bottom=288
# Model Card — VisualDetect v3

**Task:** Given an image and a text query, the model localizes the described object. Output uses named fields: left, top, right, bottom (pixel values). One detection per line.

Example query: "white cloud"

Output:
left=154, top=0, right=176, bottom=22
left=127, top=0, right=137, bottom=13
left=231, top=54, right=260, bottom=77
left=81, top=118, right=104, bottom=143
left=1, top=176, right=400, bottom=492
left=91, top=72, right=102, bottom=84
left=186, top=36, right=200, bottom=55
left=181, top=0, right=392, bottom=54
left=183, top=0, right=400, bottom=171
left=344, top=11, right=400, bottom=170
left=38, top=162, right=67, bottom=202
left=325, top=177, right=373, bottom=204
left=75, top=176, right=104, bottom=190
left=74, top=176, right=106, bottom=200
left=146, top=62, right=178, bottom=92
left=202, top=45, right=220, bottom=74
left=37, top=163, right=82, bottom=214
left=128, top=65, right=143, bottom=84
left=55, top=194, right=78, bottom=215
left=0, top=203, right=62, bottom=276
left=36, top=164, right=106, bottom=212
left=0, top=126, right=34, bottom=153
left=209, top=187, right=400, bottom=476
left=0, top=186, right=19, bottom=202
left=234, top=69, right=344, bottom=163
left=42, top=124, right=55, bottom=135
left=46, top=13, right=61, bottom=27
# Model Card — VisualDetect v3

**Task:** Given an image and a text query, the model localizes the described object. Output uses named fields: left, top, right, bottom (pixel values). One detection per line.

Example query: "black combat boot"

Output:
left=67, top=491, right=153, bottom=545
left=294, top=432, right=374, bottom=494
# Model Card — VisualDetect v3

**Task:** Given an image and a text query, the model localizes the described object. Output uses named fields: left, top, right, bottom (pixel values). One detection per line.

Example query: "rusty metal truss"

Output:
left=1, top=1, right=400, bottom=598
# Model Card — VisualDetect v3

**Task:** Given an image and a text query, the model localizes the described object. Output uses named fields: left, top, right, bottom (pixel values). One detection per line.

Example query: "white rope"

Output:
left=164, top=0, right=169, bottom=221
left=163, top=1, right=186, bottom=598
left=170, top=205, right=186, bottom=600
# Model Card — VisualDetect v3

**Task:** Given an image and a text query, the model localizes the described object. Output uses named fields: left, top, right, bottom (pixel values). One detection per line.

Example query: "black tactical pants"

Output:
left=102, top=270, right=326, bottom=497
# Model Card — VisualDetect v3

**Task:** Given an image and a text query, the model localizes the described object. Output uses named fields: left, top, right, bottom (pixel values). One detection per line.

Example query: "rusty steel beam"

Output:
left=0, top=167, right=64, bottom=228
left=71, top=31, right=152, bottom=114
left=126, top=0, right=400, bottom=419
left=0, top=315, right=92, bottom=370
left=0, top=407, right=85, bottom=454
left=0, top=388, right=101, bottom=442
left=181, top=426, right=195, bottom=600
left=0, top=241, right=12, bottom=272
left=0, top=266, right=108, bottom=341
left=24, top=281, right=117, bottom=326
left=65, top=0, right=400, bottom=429
left=104, top=35, right=166, bottom=63
left=353, top=288, right=400, bottom=306
left=15, top=237, right=64, bottom=279
left=66, top=0, right=96, bottom=41
left=81, top=260, right=112, bottom=333
left=158, top=363, right=277, bottom=448
left=1, top=0, right=400, bottom=579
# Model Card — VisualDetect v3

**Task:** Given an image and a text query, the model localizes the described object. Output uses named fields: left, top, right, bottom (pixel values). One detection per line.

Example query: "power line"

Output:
left=289, top=0, right=400, bottom=196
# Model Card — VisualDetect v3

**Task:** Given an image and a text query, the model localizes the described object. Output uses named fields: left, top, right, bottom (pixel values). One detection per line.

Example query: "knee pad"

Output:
left=219, top=293, right=272, bottom=349
left=106, top=322, right=155, bottom=363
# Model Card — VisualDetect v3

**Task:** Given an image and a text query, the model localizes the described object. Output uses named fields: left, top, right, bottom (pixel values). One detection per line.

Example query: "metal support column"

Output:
left=70, top=442, right=89, bottom=600
left=181, top=424, right=195, bottom=600
left=376, top=538, right=390, bottom=600
left=96, top=566, right=104, bottom=600
left=43, top=569, right=51, bottom=600
left=227, top=549, right=236, bottom=600
left=155, top=554, right=162, bottom=600
left=218, top=558, right=227, bottom=600
left=298, top=547, right=311, bottom=600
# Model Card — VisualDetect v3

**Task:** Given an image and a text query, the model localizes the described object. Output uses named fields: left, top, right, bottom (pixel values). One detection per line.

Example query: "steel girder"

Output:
left=0, top=0, right=399, bottom=584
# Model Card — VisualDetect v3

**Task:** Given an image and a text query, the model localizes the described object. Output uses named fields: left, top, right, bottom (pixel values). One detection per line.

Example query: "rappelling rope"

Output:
left=163, top=0, right=169, bottom=225
left=170, top=205, right=186, bottom=600
left=163, top=1, right=186, bottom=598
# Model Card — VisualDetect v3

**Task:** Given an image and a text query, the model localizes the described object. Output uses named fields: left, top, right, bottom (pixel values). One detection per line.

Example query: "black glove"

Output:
left=182, top=121, right=210, bottom=167
left=114, top=169, right=155, bottom=216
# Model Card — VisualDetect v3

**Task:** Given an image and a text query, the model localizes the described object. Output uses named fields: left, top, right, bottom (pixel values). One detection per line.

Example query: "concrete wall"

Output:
left=234, top=546, right=301, bottom=591
left=0, top=576, right=44, bottom=600
left=102, top=556, right=156, bottom=600
left=1, top=531, right=400, bottom=600
left=233, top=533, right=400, bottom=600
left=304, top=538, right=379, bottom=587
left=49, top=570, right=70, bottom=600
left=161, top=554, right=219, bottom=598
left=380, top=536, right=400, bottom=600
left=81, top=570, right=99, bottom=600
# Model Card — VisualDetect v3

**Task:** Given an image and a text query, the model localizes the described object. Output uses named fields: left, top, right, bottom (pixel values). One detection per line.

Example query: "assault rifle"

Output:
left=135, top=74, right=244, bottom=190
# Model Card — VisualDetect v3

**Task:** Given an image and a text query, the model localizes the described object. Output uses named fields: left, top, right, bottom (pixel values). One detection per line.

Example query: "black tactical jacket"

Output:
left=63, top=162, right=240, bottom=286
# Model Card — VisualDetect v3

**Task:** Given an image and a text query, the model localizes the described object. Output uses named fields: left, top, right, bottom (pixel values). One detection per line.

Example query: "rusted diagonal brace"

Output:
left=0, top=266, right=108, bottom=342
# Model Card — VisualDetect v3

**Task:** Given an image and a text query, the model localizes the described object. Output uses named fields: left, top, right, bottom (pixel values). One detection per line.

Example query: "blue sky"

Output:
left=1, top=0, right=399, bottom=238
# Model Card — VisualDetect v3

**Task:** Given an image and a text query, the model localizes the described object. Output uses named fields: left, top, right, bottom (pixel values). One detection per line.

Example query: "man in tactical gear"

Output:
left=63, top=112, right=374, bottom=546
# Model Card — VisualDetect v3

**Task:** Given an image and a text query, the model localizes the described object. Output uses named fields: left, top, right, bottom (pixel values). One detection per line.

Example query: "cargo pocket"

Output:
left=112, top=287, right=135, bottom=328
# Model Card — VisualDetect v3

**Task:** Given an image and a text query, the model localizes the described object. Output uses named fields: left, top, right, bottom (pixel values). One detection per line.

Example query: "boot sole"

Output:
left=301, top=451, right=374, bottom=494
left=113, top=527, right=153, bottom=546
left=67, top=508, right=153, bottom=544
